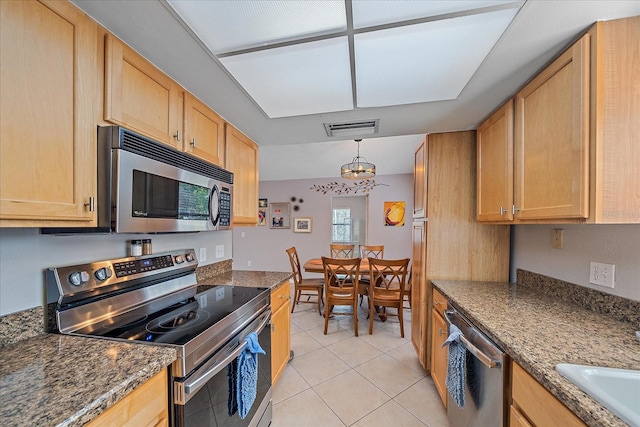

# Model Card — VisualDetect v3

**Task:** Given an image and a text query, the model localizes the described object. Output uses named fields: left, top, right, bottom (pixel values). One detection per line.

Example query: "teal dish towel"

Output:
left=237, top=332, right=266, bottom=419
left=442, top=324, right=467, bottom=408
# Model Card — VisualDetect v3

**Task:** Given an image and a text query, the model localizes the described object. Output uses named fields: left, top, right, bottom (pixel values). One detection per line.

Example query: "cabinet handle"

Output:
left=512, top=205, right=521, bottom=215
left=434, top=301, right=441, bottom=306
left=499, top=206, right=506, bottom=216
left=174, top=130, right=181, bottom=141
left=84, top=197, right=95, bottom=212
left=190, top=138, right=197, bottom=147
left=271, top=324, right=275, bottom=332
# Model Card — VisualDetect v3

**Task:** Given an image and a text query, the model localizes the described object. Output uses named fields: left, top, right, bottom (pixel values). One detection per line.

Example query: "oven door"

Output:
left=173, top=309, right=272, bottom=427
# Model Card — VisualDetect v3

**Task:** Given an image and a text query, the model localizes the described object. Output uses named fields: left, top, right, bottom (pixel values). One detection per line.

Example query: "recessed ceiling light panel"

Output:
left=352, top=0, right=519, bottom=28
left=220, top=37, right=353, bottom=118
left=167, top=0, right=346, bottom=54
left=354, top=8, right=519, bottom=107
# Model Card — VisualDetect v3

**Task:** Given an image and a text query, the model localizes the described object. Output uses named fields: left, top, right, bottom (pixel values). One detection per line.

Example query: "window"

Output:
left=332, top=208, right=351, bottom=242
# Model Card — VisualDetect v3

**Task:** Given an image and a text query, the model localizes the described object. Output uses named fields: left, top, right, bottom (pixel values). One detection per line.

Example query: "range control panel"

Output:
left=47, top=249, right=198, bottom=305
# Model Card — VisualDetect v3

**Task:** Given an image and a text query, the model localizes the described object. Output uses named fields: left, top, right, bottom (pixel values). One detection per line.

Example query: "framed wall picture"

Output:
left=258, top=208, right=266, bottom=226
left=293, top=217, right=312, bottom=233
left=269, top=202, right=290, bottom=229
left=258, top=198, right=268, bottom=208
left=384, top=201, right=406, bottom=226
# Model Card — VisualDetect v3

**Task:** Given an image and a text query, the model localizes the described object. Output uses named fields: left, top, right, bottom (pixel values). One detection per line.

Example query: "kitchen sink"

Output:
left=556, top=364, right=640, bottom=427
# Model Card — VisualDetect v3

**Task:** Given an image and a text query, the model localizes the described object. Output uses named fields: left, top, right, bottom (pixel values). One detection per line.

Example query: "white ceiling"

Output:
left=72, top=0, right=640, bottom=181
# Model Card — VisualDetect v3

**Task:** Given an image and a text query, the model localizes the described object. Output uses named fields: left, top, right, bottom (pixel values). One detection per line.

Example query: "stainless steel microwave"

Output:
left=43, top=126, right=233, bottom=234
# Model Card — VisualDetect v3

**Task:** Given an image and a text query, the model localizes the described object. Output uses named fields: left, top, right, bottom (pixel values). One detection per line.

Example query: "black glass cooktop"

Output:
left=74, top=285, right=268, bottom=346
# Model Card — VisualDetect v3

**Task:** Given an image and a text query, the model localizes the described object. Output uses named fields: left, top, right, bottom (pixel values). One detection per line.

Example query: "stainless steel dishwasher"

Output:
left=444, top=307, right=507, bottom=427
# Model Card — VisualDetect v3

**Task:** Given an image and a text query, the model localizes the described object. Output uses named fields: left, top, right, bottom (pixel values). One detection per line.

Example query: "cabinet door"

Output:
left=411, top=220, right=428, bottom=370
left=183, top=93, right=225, bottom=166
left=87, top=368, right=168, bottom=427
left=514, top=34, right=590, bottom=220
left=477, top=100, right=514, bottom=222
left=413, top=139, right=427, bottom=218
left=104, top=33, right=181, bottom=149
left=226, top=124, right=259, bottom=226
left=271, top=287, right=290, bottom=385
left=0, top=0, right=96, bottom=224
left=430, top=309, right=448, bottom=407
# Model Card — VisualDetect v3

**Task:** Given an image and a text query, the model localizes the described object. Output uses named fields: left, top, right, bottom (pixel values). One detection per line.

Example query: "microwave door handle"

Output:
left=209, top=185, right=220, bottom=226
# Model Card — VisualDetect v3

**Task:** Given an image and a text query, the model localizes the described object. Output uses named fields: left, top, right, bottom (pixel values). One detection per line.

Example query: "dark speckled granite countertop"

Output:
left=0, top=334, right=176, bottom=426
left=431, top=279, right=640, bottom=427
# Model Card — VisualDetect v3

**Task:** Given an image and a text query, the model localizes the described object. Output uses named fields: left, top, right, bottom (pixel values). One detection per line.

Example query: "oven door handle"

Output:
left=182, top=311, right=270, bottom=399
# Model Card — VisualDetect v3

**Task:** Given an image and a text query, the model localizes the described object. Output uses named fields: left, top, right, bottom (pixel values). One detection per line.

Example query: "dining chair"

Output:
left=367, top=257, right=410, bottom=337
left=321, top=256, right=361, bottom=336
left=286, top=247, right=324, bottom=315
left=358, top=245, right=384, bottom=306
left=403, top=266, right=412, bottom=310
left=329, top=244, right=355, bottom=258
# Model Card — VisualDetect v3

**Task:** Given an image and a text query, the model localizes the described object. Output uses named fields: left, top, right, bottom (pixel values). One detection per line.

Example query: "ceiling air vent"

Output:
left=324, top=119, right=379, bottom=137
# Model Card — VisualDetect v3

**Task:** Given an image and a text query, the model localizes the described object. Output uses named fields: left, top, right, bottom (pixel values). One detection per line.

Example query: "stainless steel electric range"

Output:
left=46, top=249, right=272, bottom=427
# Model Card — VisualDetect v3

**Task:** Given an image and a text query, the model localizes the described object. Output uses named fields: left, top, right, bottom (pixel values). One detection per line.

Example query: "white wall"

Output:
left=0, top=228, right=232, bottom=315
left=511, top=224, right=640, bottom=301
left=232, top=174, right=414, bottom=276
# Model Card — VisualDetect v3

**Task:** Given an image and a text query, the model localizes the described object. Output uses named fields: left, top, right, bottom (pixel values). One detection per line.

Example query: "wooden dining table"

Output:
left=303, top=257, right=372, bottom=274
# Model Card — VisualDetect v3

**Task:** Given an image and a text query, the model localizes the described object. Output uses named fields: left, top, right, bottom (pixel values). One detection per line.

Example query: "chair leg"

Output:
left=369, top=299, right=374, bottom=335
left=353, top=302, right=358, bottom=337
left=323, top=303, right=330, bottom=335
left=398, top=305, right=405, bottom=338
left=316, top=290, right=322, bottom=315
left=290, top=289, right=298, bottom=313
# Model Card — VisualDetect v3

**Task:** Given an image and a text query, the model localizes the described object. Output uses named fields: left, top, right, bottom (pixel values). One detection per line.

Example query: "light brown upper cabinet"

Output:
left=514, top=34, right=590, bottom=221
left=104, top=33, right=182, bottom=150
left=477, top=100, right=514, bottom=222
left=413, top=138, right=427, bottom=218
left=0, top=0, right=97, bottom=226
left=477, top=17, right=639, bottom=224
left=183, top=93, right=225, bottom=166
left=225, top=124, right=259, bottom=226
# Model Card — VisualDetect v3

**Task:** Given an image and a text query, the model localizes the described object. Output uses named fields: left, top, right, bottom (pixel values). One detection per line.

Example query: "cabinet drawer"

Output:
left=511, top=361, right=585, bottom=427
left=510, top=405, right=533, bottom=427
left=432, top=287, right=447, bottom=317
left=271, top=281, right=290, bottom=313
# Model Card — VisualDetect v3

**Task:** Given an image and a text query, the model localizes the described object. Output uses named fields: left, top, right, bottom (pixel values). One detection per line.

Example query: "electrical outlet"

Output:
left=589, top=262, right=615, bottom=288
left=199, top=247, right=206, bottom=262
left=215, top=245, right=224, bottom=259
left=551, top=229, right=564, bottom=249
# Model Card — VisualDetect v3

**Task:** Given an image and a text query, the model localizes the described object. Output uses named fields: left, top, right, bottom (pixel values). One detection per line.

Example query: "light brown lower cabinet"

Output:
left=511, top=361, right=586, bottom=427
left=270, top=281, right=291, bottom=384
left=87, top=368, right=168, bottom=427
left=430, top=307, right=448, bottom=407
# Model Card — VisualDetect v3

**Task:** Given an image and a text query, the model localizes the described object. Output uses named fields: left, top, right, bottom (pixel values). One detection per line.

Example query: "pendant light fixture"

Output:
left=341, top=139, right=376, bottom=180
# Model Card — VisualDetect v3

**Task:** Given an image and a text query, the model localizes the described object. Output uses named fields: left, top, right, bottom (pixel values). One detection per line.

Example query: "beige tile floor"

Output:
left=272, top=293, right=450, bottom=427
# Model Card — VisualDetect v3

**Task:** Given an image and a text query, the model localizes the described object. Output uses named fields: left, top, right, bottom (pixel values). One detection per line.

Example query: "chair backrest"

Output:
left=321, top=256, right=360, bottom=292
left=368, top=257, right=410, bottom=297
left=360, top=245, right=384, bottom=260
left=330, top=244, right=355, bottom=258
left=285, top=247, right=303, bottom=285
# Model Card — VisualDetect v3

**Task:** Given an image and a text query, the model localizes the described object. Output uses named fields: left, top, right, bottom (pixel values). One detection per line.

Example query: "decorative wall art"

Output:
left=290, top=196, right=304, bottom=211
left=258, top=198, right=268, bottom=226
left=310, top=180, right=388, bottom=194
left=384, top=201, right=406, bottom=226
left=293, top=217, right=312, bottom=233
left=269, top=202, right=290, bottom=229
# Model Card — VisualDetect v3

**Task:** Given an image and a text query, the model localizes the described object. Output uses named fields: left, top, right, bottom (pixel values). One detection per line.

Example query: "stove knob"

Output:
left=94, top=267, right=113, bottom=281
left=69, top=271, right=90, bottom=286
left=174, top=255, right=185, bottom=264
left=185, top=253, right=195, bottom=262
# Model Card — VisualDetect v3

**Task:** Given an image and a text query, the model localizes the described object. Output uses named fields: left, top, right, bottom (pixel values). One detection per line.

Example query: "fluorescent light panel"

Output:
left=220, top=38, right=353, bottom=118
left=355, top=8, right=519, bottom=107
left=352, top=0, right=518, bottom=28
left=167, top=0, right=346, bottom=54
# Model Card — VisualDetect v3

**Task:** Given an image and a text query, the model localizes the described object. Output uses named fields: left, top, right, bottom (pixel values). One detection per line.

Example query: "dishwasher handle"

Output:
left=444, top=309, right=501, bottom=369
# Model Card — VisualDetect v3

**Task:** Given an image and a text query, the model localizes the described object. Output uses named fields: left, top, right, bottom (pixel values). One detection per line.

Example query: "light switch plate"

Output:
left=215, top=245, right=224, bottom=259
left=199, top=247, right=206, bottom=262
